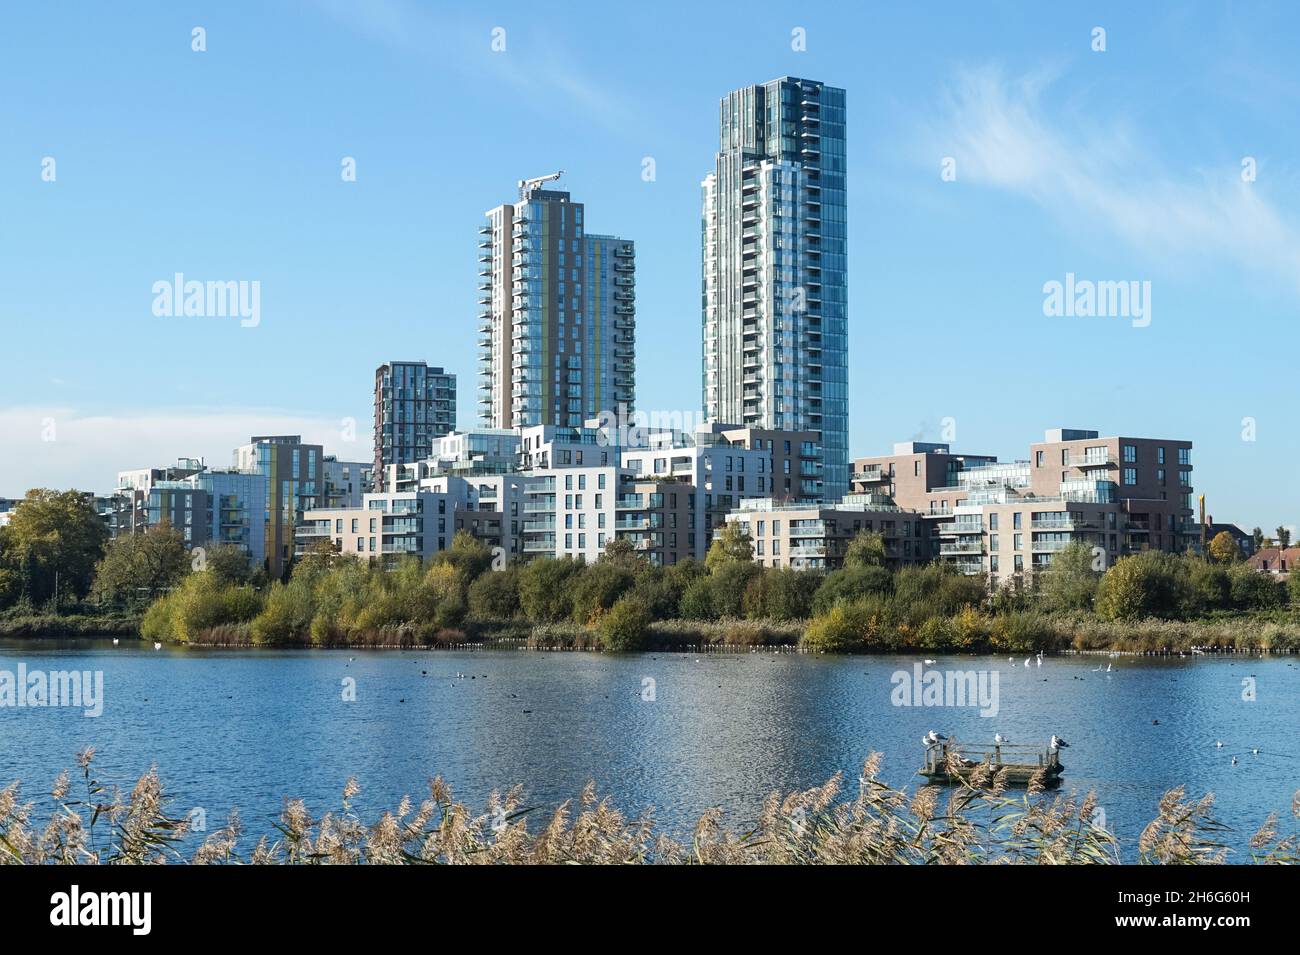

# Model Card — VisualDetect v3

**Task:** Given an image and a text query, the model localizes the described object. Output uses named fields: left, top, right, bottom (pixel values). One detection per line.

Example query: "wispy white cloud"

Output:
left=0, top=407, right=371, bottom=495
left=931, top=64, right=1300, bottom=292
left=309, top=0, right=640, bottom=138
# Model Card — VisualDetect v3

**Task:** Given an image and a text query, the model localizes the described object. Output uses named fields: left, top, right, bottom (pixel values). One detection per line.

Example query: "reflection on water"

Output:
left=2, top=640, right=1296, bottom=856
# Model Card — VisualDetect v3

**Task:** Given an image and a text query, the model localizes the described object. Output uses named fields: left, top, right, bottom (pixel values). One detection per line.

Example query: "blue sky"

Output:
left=2, top=1, right=1299, bottom=532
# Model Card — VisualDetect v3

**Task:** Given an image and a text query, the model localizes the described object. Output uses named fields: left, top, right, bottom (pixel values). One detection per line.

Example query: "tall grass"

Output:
left=3, top=749, right=1296, bottom=864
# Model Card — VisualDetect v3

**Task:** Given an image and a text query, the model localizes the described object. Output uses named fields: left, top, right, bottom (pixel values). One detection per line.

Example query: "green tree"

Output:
left=842, top=531, right=886, bottom=569
left=710, top=560, right=760, bottom=617
left=1094, top=551, right=1193, bottom=621
left=744, top=567, right=822, bottom=621
left=1252, top=527, right=1265, bottom=551
left=1037, top=540, right=1102, bottom=612
left=1187, top=559, right=1230, bottom=612
left=1227, top=563, right=1283, bottom=610
left=1207, top=531, right=1241, bottom=563
left=705, top=521, right=753, bottom=571
left=678, top=577, right=717, bottom=620
left=812, top=564, right=893, bottom=616
left=0, top=489, right=109, bottom=607
left=92, top=522, right=188, bottom=608
left=1276, top=526, right=1292, bottom=550
left=467, top=567, right=521, bottom=619
left=569, top=561, right=637, bottom=624
left=203, top=543, right=255, bottom=588
left=599, top=537, right=649, bottom=570
left=517, top=557, right=582, bottom=623
left=434, top=531, right=495, bottom=594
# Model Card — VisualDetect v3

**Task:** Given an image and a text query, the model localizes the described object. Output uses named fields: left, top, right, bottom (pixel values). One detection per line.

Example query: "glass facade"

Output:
left=478, top=183, right=634, bottom=430
left=374, top=361, right=456, bottom=483
left=702, top=77, right=848, bottom=501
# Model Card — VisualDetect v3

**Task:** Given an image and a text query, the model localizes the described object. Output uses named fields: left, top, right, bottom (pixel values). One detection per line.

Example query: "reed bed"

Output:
left=3, top=749, right=1296, bottom=865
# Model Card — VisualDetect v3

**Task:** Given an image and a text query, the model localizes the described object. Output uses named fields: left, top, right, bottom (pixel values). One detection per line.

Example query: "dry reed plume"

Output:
left=2, top=748, right=1296, bottom=865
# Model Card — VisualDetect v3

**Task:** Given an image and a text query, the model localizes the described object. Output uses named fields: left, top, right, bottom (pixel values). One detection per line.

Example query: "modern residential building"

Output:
left=113, top=458, right=209, bottom=536
left=373, top=362, right=456, bottom=489
left=299, top=473, right=515, bottom=565
left=144, top=470, right=268, bottom=565
left=852, top=428, right=1197, bottom=585
left=724, top=495, right=928, bottom=570
left=110, top=460, right=267, bottom=567
left=323, top=456, right=371, bottom=510
left=478, top=174, right=635, bottom=430
left=517, top=466, right=695, bottom=566
left=701, top=76, right=849, bottom=501
left=233, top=435, right=324, bottom=576
left=623, top=427, right=774, bottom=559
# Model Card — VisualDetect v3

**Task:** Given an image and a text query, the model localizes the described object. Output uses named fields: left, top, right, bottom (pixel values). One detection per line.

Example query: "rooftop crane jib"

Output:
left=517, top=171, right=564, bottom=198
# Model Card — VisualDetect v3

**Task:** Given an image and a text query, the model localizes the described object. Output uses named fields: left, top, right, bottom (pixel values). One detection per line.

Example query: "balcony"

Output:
left=1031, top=517, right=1091, bottom=530
left=1031, top=539, right=1072, bottom=553
left=940, top=541, right=984, bottom=555
left=937, top=522, right=983, bottom=536
left=1069, top=452, right=1115, bottom=469
left=788, top=543, right=826, bottom=558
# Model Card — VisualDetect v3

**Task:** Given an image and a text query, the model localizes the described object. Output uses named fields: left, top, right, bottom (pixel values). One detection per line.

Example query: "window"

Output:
left=1122, top=444, right=1137, bottom=463
left=1123, top=468, right=1137, bottom=486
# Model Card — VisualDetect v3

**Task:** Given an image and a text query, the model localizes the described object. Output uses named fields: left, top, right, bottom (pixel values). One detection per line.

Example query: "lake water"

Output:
left=2, top=639, right=1297, bottom=858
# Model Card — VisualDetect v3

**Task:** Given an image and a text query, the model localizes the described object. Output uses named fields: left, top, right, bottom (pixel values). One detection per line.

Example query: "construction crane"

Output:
left=517, top=171, right=564, bottom=194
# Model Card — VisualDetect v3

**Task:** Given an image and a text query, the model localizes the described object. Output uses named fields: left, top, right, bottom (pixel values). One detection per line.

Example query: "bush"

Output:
left=517, top=558, right=582, bottom=623
left=803, top=602, right=871, bottom=653
left=812, top=565, right=893, bottom=616
left=627, top=567, right=681, bottom=620
left=599, top=597, right=651, bottom=651
left=140, top=573, right=263, bottom=643
left=746, top=567, right=821, bottom=621
left=1187, top=560, right=1231, bottom=613
left=709, top=561, right=759, bottom=618
left=1227, top=564, right=1283, bottom=610
left=1095, top=551, right=1193, bottom=621
left=679, top=577, right=716, bottom=620
left=569, top=562, right=636, bottom=625
left=987, top=610, right=1054, bottom=652
left=468, top=568, right=521, bottom=619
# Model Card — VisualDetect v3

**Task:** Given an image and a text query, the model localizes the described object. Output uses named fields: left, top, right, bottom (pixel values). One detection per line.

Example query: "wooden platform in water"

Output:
left=918, top=742, right=1064, bottom=788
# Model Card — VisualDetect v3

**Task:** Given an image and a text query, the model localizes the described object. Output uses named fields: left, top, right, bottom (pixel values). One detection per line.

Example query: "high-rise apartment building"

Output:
left=701, top=76, right=848, bottom=502
left=233, top=435, right=323, bottom=577
left=478, top=175, right=635, bottom=430
left=373, top=361, right=456, bottom=487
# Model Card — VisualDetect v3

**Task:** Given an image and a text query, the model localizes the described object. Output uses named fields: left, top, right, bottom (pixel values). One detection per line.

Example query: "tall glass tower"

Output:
left=478, top=176, right=635, bottom=429
left=701, top=77, right=848, bottom=501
